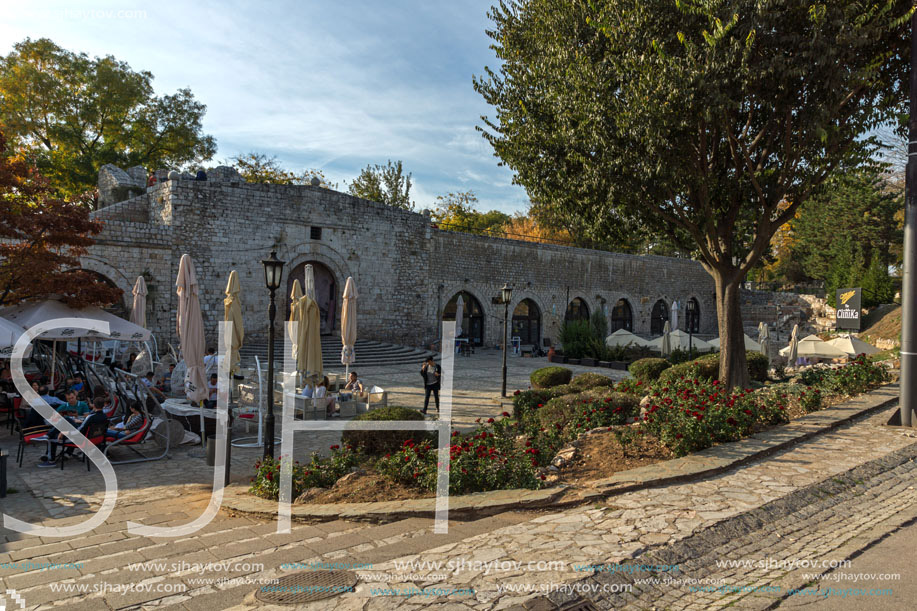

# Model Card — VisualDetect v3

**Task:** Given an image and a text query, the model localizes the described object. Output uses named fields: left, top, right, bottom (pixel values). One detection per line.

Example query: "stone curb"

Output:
left=220, top=383, right=901, bottom=523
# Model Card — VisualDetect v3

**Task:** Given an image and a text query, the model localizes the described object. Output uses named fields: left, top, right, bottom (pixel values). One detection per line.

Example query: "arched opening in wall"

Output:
left=287, top=261, right=337, bottom=335
left=81, top=270, right=130, bottom=320
left=650, top=299, right=669, bottom=335
left=685, top=297, right=700, bottom=333
left=443, top=291, right=484, bottom=346
left=610, top=298, right=633, bottom=332
left=512, top=299, right=541, bottom=346
left=565, top=297, right=589, bottom=322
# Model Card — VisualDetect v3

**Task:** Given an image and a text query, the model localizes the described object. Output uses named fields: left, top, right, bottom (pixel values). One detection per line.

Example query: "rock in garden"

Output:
left=294, top=488, right=324, bottom=503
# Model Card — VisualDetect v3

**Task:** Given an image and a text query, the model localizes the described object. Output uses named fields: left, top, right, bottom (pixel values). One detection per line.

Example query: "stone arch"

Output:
left=286, top=261, right=338, bottom=335
left=511, top=296, right=543, bottom=347
left=564, top=295, right=590, bottom=322
left=443, top=290, right=486, bottom=346
left=650, top=298, right=669, bottom=335
left=78, top=256, right=134, bottom=311
left=610, top=296, right=635, bottom=333
left=281, top=243, right=354, bottom=335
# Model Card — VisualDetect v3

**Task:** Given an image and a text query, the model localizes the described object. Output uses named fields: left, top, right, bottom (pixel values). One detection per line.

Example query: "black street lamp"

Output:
left=261, top=250, right=285, bottom=458
left=500, top=283, right=513, bottom=397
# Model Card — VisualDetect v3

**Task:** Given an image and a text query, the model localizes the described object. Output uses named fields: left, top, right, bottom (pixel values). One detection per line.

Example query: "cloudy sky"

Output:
left=1, top=0, right=530, bottom=213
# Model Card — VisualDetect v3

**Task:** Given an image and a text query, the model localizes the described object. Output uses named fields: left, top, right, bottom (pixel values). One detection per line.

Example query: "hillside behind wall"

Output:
left=739, top=288, right=824, bottom=341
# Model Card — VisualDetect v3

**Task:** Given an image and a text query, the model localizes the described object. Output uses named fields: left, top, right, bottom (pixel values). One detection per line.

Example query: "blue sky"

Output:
left=0, top=0, right=529, bottom=213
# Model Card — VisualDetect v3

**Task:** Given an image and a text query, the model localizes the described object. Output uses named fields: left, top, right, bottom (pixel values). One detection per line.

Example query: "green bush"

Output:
left=559, top=320, right=594, bottom=359
left=629, top=358, right=672, bottom=383
left=746, top=351, right=769, bottom=382
left=250, top=445, right=362, bottom=500
left=658, top=355, right=719, bottom=385
left=668, top=347, right=714, bottom=365
left=536, top=392, right=639, bottom=434
left=512, top=388, right=555, bottom=420
left=530, top=366, right=573, bottom=389
left=341, top=406, right=430, bottom=455
left=757, top=383, right=822, bottom=414
left=570, top=372, right=615, bottom=390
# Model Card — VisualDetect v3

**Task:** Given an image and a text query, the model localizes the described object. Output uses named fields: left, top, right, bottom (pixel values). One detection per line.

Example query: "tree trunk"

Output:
left=712, top=269, right=750, bottom=390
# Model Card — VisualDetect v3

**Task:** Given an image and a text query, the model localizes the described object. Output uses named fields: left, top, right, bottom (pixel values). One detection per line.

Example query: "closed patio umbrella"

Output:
left=341, top=277, right=357, bottom=378
left=295, top=295, right=323, bottom=382
left=303, top=264, right=316, bottom=300
left=660, top=320, right=672, bottom=356
left=785, top=324, right=799, bottom=365
left=224, top=270, right=245, bottom=375
left=176, top=254, right=208, bottom=403
left=130, top=276, right=147, bottom=329
left=455, top=295, right=464, bottom=336
left=758, top=322, right=770, bottom=358
left=670, top=301, right=679, bottom=331
left=289, top=280, right=303, bottom=321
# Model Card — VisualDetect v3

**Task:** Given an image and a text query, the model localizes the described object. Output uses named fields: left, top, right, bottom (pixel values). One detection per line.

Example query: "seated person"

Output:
left=38, top=397, right=109, bottom=467
left=203, top=347, right=217, bottom=369
left=158, top=364, right=175, bottom=393
left=300, top=382, right=314, bottom=398
left=204, top=373, right=218, bottom=409
left=313, top=376, right=338, bottom=418
left=56, top=390, right=91, bottom=418
left=108, top=401, right=144, bottom=440
left=339, top=371, right=365, bottom=401
left=0, top=366, right=13, bottom=391
left=69, top=374, right=85, bottom=394
left=140, top=372, right=166, bottom=400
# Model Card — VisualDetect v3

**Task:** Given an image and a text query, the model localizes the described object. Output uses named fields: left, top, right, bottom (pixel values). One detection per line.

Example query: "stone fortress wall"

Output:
left=86, top=164, right=718, bottom=350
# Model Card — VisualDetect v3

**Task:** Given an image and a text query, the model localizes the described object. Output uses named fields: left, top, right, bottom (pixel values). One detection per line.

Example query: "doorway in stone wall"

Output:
left=287, top=261, right=337, bottom=335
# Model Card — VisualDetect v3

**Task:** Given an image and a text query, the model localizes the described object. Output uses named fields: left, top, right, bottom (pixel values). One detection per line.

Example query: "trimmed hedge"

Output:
left=746, top=351, right=769, bottom=382
left=569, top=372, right=615, bottom=390
left=512, top=384, right=577, bottom=420
left=629, top=358, right=672, bottom=383
left=658, top=355, right=719, bottom=385
left=530, top=366, right=573, bottom=389
left=341, top=406, right=430, bottom=455
left=536, top=392, right=640, bottom=432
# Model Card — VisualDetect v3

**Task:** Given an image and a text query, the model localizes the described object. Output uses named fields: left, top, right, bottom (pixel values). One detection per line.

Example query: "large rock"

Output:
left=207, top=165, right=244, bottom=182
left=98, top=164, right=146, bottom=207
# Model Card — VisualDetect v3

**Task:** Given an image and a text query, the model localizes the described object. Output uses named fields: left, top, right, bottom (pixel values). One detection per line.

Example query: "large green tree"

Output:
left=0, top=38, right=216, bottom=201
left=230, top=152, right=337, bottom=188
left=475, top=0, right=910, bottom=387
left=348, top=159, right=414, bottom=210
left=432, top=190, right=511, bottom=235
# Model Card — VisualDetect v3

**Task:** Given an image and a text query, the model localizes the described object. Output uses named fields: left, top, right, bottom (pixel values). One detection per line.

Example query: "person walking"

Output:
left=421, top=356, right=441, bottom=415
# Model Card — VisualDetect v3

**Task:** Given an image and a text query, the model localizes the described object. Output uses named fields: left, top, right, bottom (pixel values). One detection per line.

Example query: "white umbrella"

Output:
left=660, top=320, right=672, bottom=356
left=78, top=305, right=151, bottom=341
left=341, top=276, right=357, bottom=377
left=454, top=295, right=464, bottom=336
left=0, top=300, right=97, bottom=340
left=0, top=315, right=31, bottom=357
left=304, top=264, right=316, bottom=300
left=176, top=254, right=208, bottom=403
left=780, top=334, right=848, bottom=360
left=670, top=300, right=679, bottom=331
left=785, top=324, right=799, bottom=364
left=708, top=334, right=761, bottom=352
left=130, top=276, right=147, bottom=329
left=605, top=329, right=651, bottom=348
left=826, top=335, right=880, bottom=357
left=650, top=328, right=713, bottom=353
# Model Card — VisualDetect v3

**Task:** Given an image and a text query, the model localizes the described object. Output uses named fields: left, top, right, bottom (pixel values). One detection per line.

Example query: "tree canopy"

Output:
left=0, top=38, right=216, bottom=200
left=230, top=152, right=336, bottom=188
left=431, top=190, right=510, bottom=235
left=348, top=160, right=414, bottom=210
left=475, top=0, right=911, bottom=387
left=0, top=130, right=122, bottom=308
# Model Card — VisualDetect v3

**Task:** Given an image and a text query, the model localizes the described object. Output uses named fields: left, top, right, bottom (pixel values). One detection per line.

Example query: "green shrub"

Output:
left=530, top=366, right=573, bottom=389
left=746, top=351, right=769, bottom=382
left=612, top=378, right=649, bottom=396
left=756, top=383, right=822, bottom=414
left=668, top=347, right=714, bottom=365
left=629, top=358, right=672, bottom=383
left=570, top=372, right=615, bottom=390
left=341, top=406, right=430, bottom=455
left=536, top=392, right=639, bottom=434
left=250, top=445, right=362, bottom=500
left=512, top=388, right=555, bottom=420
left=658, top=356, right=719, bottom=385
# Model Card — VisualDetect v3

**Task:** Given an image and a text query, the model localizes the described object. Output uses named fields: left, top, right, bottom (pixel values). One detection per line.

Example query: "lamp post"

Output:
left=901, top=10, right=917, bottom=428
left=500, top=283, right=513, bottom=397
left=261, top=250, right=285, bottom=458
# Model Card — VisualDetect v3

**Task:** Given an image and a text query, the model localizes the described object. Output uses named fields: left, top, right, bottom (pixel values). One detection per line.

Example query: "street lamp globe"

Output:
left=261, top=250, right=285, bottom=290
left=501, top=283, right=513, bottom=304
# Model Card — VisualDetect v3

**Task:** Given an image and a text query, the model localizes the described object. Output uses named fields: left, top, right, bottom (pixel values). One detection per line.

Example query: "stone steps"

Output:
left=238, top=338, right=437, bottom=368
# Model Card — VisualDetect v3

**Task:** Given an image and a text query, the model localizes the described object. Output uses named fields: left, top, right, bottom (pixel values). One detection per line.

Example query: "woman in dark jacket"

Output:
left=420, top=356, right=441, bottom=415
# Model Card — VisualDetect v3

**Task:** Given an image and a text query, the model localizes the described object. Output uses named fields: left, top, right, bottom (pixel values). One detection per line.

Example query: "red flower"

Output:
left=330, top=445, right=340, bottom=450
left=385, top=453, right=391, bottom=458
left=540, top=474, right=547, bottom=480
left=743, top=409, right=752, bottom=415
left=514, top=390, right=521, bottom=396
left=676, top=433, right=683, bottom=439
left=502, top=411, right=510, bottom=417
left=487, top=417, right=495, bottom=423
left=726, top=417, right=737, bottom=426
left=537, top=404, right=544, bottom=408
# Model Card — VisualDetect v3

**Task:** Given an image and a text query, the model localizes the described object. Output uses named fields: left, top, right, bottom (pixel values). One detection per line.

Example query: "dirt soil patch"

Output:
left=296, top=470, right=434, bottom=504
left=559, top=431, right=674, bottom=486
left=861, top=305, right=901, bottom=342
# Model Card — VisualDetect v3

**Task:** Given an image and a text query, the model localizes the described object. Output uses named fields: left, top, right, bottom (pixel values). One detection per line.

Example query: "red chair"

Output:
left=16, top=422, right=51, bottom=467
left=50, top=421, right=108, bottom=471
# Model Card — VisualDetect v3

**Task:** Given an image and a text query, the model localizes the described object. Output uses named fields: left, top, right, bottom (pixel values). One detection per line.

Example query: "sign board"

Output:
left=835, top=288, right=862, bottom=331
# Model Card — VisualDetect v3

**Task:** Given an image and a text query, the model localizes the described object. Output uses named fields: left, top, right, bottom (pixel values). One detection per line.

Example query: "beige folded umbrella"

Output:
left=304, top=264, right=316, bottom=300
left=786, top=324, right=799, bottom=364
left=295, top=295, right=323, bottom=381
left=176, top=254, right=208, bottom=403
left=130, top=276, right=147, bottom=329
left=224, top=270, right=244, bottom=375
left=660, top=320, right=672, bottom=356
left=289, top=280, right=303, bottom=322
left=341, top=276, right=357, bottom=377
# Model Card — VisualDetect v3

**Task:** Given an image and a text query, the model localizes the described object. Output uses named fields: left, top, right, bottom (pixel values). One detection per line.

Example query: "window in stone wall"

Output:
left=650, top=299, right=669, bottom=335
left=565, top=297, right=590, bottom=322
left=512, top=299, right=541, bottom=346
left=310, top=226, right=322, bottom=240
left=610, top=298, right=633, bottom=332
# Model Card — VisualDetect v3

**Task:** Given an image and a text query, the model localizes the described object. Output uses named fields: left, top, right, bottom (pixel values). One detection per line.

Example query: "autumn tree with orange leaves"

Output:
left=0, top=130, right=122, bottom=308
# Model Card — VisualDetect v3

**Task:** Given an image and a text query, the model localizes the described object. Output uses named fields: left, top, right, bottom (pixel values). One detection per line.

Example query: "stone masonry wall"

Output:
left=85, top=178, right=718, bottom=350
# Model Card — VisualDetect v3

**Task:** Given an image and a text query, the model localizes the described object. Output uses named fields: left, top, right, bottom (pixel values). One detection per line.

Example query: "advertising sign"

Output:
left=835, top=288, right=862, bottom=331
